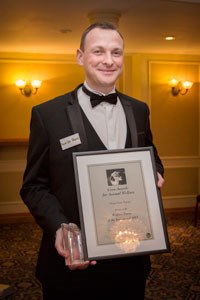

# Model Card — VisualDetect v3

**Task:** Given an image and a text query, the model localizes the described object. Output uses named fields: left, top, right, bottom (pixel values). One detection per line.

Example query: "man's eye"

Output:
left=94, top=50, right=102, bottom=55
left=113, top=51, right=122, bottom=57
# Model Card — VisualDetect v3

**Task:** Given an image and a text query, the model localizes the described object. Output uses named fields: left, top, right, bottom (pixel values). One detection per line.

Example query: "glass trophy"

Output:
left=61, top=223, right=85, bottom=265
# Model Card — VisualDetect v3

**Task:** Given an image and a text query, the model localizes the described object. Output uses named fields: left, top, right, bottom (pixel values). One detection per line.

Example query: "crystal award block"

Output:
left=61, top=223, right=85, bottom=265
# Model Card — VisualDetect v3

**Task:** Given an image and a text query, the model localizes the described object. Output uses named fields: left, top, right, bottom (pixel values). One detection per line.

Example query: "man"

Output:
left=20, top=22, right=164, bottom=299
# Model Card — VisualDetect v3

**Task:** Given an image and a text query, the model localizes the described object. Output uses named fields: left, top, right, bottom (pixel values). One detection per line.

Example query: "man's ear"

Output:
left=76, top=49, right=84, bottom=66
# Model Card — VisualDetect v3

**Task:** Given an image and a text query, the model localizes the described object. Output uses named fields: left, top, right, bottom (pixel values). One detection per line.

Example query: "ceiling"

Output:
left=0, top=0, right=200, bottom=55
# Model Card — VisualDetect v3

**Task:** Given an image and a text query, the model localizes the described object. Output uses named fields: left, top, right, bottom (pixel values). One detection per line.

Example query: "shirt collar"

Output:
left=84, top=81, right=116, bottom=96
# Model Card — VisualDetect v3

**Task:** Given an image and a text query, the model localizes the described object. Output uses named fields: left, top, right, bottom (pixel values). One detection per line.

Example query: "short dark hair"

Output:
left=80, top=22, right=124, bottom=51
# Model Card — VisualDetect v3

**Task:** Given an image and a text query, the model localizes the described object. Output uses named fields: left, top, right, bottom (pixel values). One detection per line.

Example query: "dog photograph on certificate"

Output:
left=73, top=147, right=170, bottom=261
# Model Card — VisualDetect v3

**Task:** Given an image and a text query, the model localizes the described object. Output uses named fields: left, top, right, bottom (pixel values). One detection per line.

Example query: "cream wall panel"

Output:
left=147, top=58, right=200, bottom=208
left=0, top=172, right=23, bottom=204
left=162, top=168, right=198, bottom=196
left=149, top=61, right=199, bottom=157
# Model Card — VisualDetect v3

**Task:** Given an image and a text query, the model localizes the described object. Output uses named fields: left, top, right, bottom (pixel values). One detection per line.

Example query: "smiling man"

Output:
left=20, top=22, right=164, bottom=300
left=77, top=24, right=124, bottom=93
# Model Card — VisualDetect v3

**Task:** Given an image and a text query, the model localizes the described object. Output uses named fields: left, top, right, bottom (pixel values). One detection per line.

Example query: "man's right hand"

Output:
left=54, top=227, right=97, bottom=270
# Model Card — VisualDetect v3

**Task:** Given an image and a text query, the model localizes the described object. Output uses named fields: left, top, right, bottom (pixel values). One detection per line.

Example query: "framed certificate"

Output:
left=73, top=147, right=170, bottom=261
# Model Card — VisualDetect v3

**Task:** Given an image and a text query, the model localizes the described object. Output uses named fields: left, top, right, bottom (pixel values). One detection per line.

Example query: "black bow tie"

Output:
left=82, top=85, right=118, bottom=108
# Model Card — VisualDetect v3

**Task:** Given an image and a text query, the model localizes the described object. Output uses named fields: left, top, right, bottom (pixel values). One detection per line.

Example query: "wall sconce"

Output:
left=169, top=78, right=193, bottom=96
left=15, top=79, right=42, bottom=97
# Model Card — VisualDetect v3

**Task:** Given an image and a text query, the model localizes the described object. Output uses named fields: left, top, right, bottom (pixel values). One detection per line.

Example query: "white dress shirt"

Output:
left=77, top=83, right=127, bottom=150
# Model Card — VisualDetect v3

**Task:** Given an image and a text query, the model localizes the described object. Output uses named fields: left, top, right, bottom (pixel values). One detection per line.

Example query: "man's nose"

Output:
left=103, top=52, right=113, bottom=65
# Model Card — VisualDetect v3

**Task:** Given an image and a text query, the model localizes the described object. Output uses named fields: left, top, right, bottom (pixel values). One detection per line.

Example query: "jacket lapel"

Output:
left=119, top=96, right=138, bottom=147
left=65, top=86, right=88, bottom=151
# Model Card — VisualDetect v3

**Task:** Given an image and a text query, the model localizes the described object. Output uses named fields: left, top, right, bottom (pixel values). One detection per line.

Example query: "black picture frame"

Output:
left=73, top=147, right=170, bottom=261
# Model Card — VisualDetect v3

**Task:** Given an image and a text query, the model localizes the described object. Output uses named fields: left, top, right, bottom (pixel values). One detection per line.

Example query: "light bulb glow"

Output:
left=15, top=79, right=26, bottom=88
left=165, top=36, right=175, bottom=41
left=169, top=78, right=178, bottom=87
left=31, top=80, right=42, bottom=88
left=182, top=81, right=193, bottom=90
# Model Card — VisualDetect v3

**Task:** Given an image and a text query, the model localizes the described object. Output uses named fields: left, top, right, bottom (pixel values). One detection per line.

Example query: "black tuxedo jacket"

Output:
left=20, top=84, right=164, bottom=284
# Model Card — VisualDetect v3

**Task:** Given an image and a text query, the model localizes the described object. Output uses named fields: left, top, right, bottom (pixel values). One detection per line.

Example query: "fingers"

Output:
left=55, top=227, right=69, bottom=259
left=90, top=260, right=97, bottom=266
left=68, top=260, right=97, bottom=270
left=68, top=261, right=90, bottom=270
left=157, top=172, right=165, bottom=188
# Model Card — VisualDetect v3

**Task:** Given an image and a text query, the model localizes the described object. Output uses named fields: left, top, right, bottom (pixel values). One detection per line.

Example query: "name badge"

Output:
left=60, top=133, right=81, bottom=150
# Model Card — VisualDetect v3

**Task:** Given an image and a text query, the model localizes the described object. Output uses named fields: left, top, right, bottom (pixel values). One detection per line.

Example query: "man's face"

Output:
left=77, top=28, right=124, bottom=93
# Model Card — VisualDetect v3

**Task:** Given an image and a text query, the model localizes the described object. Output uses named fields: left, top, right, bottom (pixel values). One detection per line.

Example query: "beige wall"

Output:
left=0, top=52, right=199, bottom=214
left=0, top=53, right=84, bottom=139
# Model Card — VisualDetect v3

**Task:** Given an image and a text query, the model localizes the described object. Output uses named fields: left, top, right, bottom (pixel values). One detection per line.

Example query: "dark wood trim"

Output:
left=0, top=213, right=34, bottom=224
left=0, top=139, right=28, bottom=146
left=164, top=207, right=194, bottom=214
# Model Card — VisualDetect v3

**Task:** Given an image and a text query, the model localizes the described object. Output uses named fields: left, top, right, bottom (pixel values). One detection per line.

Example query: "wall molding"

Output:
left=0, top=139, right=28, bottom=146
left=162, top=194, right=196, bottom=209
left=0, top=156, right=199, bottom=173
left=0, top=55, right=77, bottom=65
left=162, top=156, right=200, bottom=168
left=0, top=201, right=29, bottom=214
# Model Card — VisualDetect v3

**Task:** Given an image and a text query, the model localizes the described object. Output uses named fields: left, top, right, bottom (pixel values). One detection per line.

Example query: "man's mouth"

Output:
left=99, top=69, right=115, bottom=74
